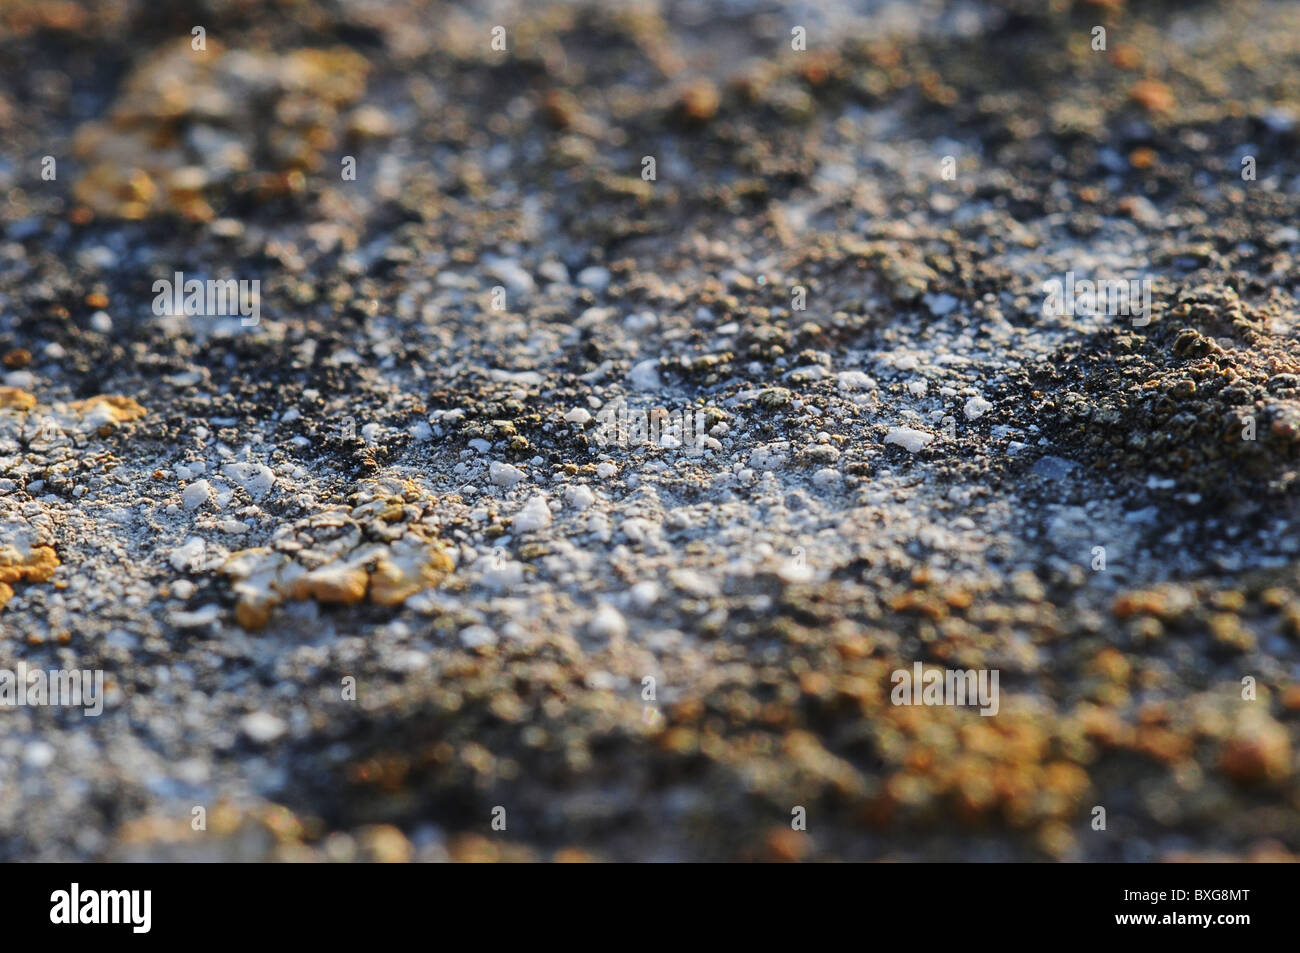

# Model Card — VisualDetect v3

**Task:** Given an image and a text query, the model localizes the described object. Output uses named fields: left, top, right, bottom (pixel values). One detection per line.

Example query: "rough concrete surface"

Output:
left=2, top=0, right=1300, bottom=861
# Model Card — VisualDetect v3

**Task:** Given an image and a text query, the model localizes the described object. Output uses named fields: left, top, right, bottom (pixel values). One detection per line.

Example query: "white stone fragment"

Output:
left=240, top=712, right=286, bottom=743
left=964, top=395, right=992, bottom=419
left=222, top=462, right=275, bottom=500
left=460, top=625, right=498, bottom=648
left=884, top=428, right=934, bottom=453
left=490, top=461, right=525, bottom=487
left=513, top=495, right=552, bottom=532
left=564, top=485, right=596, bottom=510
left=629, top=359, right=661, bottom=391
left=588, top=603, right=627, bottom=641
left=182, top=480, right=212, bottom=512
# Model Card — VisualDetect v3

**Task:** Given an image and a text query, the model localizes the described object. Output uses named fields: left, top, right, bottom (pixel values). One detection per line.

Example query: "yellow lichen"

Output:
left=69, top=394, right=147, bottom=424
left=220, top=480, right=454, bottom=630
left=0, top=544, right=60, bottom=608
left=0, top=386, right=36, bottom=411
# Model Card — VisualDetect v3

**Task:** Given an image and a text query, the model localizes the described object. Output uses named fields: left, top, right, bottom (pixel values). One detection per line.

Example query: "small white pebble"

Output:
left=460, top=624, right=498, bottom=648
left=481, top=560, right=524, bottom=590
left=577, top=266, right=611, bottom=291
left=240, top=712, right=286, bottom=744
left=489, top=461, right=525, bottom=487
left=23, top=741, right=55, bottom=768
left=513, top=494, right=552, bottom=532
left=837, top=371, right=876, bottom=391
left=182, top=479, right=212, bottom=511
left=222, top=461, right=275, bottom=500
left=629, top=359, right=662, bottom=391
left=629, top=581, right=659, bottom=611
left=925, top=292, right=959, bottom=316
left=964, top=395, right=992, bottom=419
left=168, top=604, right=222, bottom=628
left=624, top=311, right=658, bottom=333
left=884, top=427, right=934, bottom=453
left=812, top=468, right=842, bottom=487
left=564, top=484, right=596, bottom=511
left=588, top=603, right=627, bottom=641
left=169, top=538, right=207, bottom=572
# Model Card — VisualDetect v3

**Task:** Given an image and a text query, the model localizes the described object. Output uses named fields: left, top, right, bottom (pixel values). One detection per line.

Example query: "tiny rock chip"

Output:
left=288, top=564, right=370, bottom=605
left=182, top=479, right=213, bottom=512
left=489, top=461, right=525, bottom=487
left=884, top=427, right=934, bottom=453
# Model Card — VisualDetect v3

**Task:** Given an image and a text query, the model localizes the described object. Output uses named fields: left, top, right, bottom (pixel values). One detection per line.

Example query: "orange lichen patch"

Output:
left=65, top=394, right=149, bottom=436
left=859, top=691, right=1094, bottom=837
left=286, top=564, right=370, bottom=605
left=1111, top=584, right=1196, bottom=622
left=552, top=847, right=598, bottom=863
left=73, top=40, right=372, bottom=220
left=69, top=394, right=146, bottom=423
left=1110, top=43, right=1142, bottom=70
left=445, top=834, right=539, bottom=863
left=109, top=802, right=311, bottom=862
left=1130, top=78, right=1175, bottom=113
left=675, top=79, right=720, bottom=124
left=119, top=801, right=304, bottom=845
left=0, top=544, right=60, bottom=608
left=0, top=0, right=87, bottom=33
left=220, top=480, right=454, bottom=630
left=1219, top=711, right=1292, bottom=785
left=1129, top=146, right=1157, bottom=169
left=942, top=588, right=973, bottom=609
left=233, top=600, right=272, bottom=632
left=888, top=588, right=949, bottom=620
left=0, top=386, right=36, bottom=411
left=762, top=826, right=810, bottom=862
left=368, top=540, right=455, bottom=606
left=797, top=50, right=841, bottom=87
left=1088, top=646, right=1132, bottom=683
left=1135, top=726, right=1193, bottom=764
